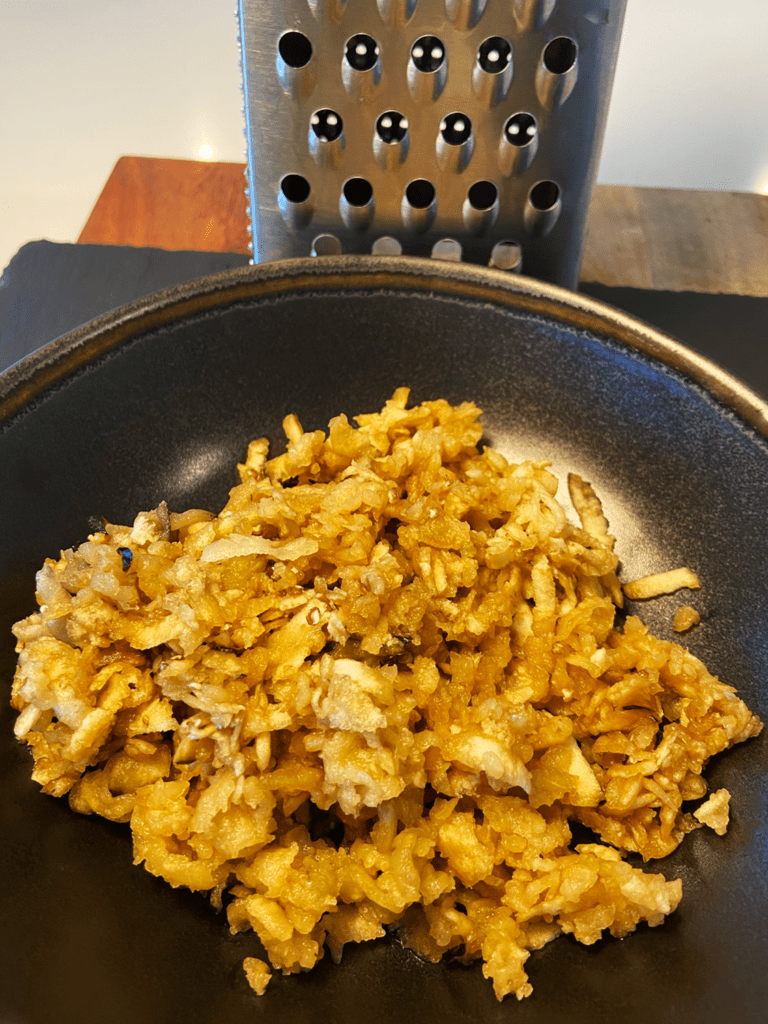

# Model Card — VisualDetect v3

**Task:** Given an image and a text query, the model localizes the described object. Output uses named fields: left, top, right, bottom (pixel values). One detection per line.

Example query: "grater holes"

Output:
left=311, top=109, right=343, bottom=142
left=376, top=111, right=409, bottom=144
left=405, top=179, right=436, bottom=209
left=431, top=238, right=462, bottom=262
left=345, top=33, right=380, bottom=72
left=489, top=240, right=522, bottom=272
left=278, top=31, right=313, bottom=69
left=312, top=234, right=342, bottom=256
left=543, top=37, right=577, bottom=74
left=280, top=174, right=311, bottom=204
left=411, top=36, right=445, bottom=73
left=467, top=180, right=498, bottom=211
left=529, top=180, right=560, bottom=211
left=477, top=37, right=511, bottom=73
left=440, top=113, right=472, bottom=146
left=505, top=112, right=537, bottom=147
left=343, top=177, right=374, bottom=207
left=372, top=235, right=403, bottom=256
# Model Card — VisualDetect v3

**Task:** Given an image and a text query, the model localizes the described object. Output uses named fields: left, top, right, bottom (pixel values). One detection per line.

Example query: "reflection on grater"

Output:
left=237, top=0, right=626, bottom=288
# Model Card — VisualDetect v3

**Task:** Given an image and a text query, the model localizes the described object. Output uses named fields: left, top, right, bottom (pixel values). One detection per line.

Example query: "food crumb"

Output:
left=694, top=789, right=731, bottom=835
left=673, top=605, right=700, bottom=632
left=243, top=957, right=271, bottom=995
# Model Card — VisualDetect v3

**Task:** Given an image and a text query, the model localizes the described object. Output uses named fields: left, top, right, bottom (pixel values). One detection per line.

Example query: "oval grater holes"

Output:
left=543, top=36, right=577, bottom=74
left=437, top=113, right=474, bottom=172
left=340, top=177, right=375, bottom=230
left=464, top=180, right=499, bottom=233
left=278, top=31, right=312, bottom=68
left=278, top=174, right=313, bottom=227
left=536, top=36, right=579, bottom=108
left=408, top=34, right=447, bottom=101
left=524, top=179, right=562, bottom=235
left=374, top=111, right=409, bottom=169
left=345, top=34, right=380, bottom=72
left=473, top=35, right=513, bottom=105
left=402, top=179, right=437, bottom=232
left=499, top=112, right=538, bottom=175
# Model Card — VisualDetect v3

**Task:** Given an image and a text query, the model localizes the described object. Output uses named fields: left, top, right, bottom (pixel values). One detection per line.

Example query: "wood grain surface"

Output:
left=78, top=156, right=768, bottom=296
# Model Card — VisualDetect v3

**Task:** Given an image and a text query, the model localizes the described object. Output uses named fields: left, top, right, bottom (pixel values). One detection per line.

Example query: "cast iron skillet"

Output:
left=1, top=258, right=766, bottom=1024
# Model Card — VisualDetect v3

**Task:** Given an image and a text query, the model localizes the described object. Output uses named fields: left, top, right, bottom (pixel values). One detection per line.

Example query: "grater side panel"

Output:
left=238, top=0, right=627, bottom=288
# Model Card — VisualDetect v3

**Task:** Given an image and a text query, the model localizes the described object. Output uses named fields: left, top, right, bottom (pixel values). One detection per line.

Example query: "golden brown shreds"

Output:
left=623, top=567, right=701, bottom=600
left=9, top=390, right=763, bottom=1001
left=673, top=605, right=701, bottom=632
left=567, top=473, right=615, bottom=552
left=693, top=788, right=731, bottom=834
left=242, top=957, right=271, bottom=996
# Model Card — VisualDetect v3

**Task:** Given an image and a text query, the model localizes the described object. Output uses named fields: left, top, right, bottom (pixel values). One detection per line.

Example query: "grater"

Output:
left=237, top=0, right=627, bottom=289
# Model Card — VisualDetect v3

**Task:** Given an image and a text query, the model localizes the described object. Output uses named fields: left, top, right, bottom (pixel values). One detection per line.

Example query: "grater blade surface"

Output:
left=237, top=0, right=626, bottom=288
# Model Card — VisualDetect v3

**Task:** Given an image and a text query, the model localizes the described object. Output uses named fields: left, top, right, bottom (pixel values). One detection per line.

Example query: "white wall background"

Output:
left=1, top=0, right=766, bottom=272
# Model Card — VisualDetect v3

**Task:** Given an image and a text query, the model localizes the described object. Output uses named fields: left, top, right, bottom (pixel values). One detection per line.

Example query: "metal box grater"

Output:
left=237, top=0, right=627, bottom=288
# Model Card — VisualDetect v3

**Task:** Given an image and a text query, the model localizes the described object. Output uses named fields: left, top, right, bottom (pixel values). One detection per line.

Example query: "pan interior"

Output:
left=1, top=277, right=766, bottom=1024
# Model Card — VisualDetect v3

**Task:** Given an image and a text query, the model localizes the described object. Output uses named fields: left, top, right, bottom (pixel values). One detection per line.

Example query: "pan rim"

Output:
left=2, top=255, right=766, bottom=438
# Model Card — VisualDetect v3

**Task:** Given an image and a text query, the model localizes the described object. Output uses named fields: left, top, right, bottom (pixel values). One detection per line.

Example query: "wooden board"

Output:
left=78, top=157, right=768, bottom=296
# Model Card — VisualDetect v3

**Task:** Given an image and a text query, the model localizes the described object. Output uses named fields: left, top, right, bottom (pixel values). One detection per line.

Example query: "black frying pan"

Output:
left=1, top=257, right=766, bottom=1024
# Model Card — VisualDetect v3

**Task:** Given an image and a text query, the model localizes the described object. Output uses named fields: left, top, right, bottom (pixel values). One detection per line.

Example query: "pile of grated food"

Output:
left=10, top=390, right=762, bottom=1000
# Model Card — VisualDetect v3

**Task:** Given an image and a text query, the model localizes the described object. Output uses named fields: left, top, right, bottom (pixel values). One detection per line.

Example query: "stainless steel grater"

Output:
left=237, top=0, right=627, bottom=288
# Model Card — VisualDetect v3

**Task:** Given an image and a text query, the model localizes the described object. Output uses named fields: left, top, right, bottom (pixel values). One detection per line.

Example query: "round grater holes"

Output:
left=505, top=112, right=537, bottom=146
left=467, top=180, right=498, bottom=210
left=431, top=238, right=463, bottom=262
left=543, top=36, right=577, bottom=74
left=405, top=179, right=436, bottom=209
left=477, top=36, right=511, bottom=73
left=311, top=233, right=342, bottom=256
left=411, top=36, right=445, bottom=73
left=278, top=174, right=313, bottom=228
left=376, top=111, right=408, bottom=144
left=311, top=109, right=343, bottom=142
left=278, top=31, right=312, bottom=68
left=343, top=178, right=374, bottom=207
left=489, top=240, right=523, bottom=273
left=524, top=179, right=562, bottom=235
left=371, top=235, right=403, bottom=256
left=280, top=174, right=311, bottom=204
left=345, top=33, right=380, bottom=72
left=440, top=113, right=472, bottom=146
left=530, top=179, right=560, bottom=210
